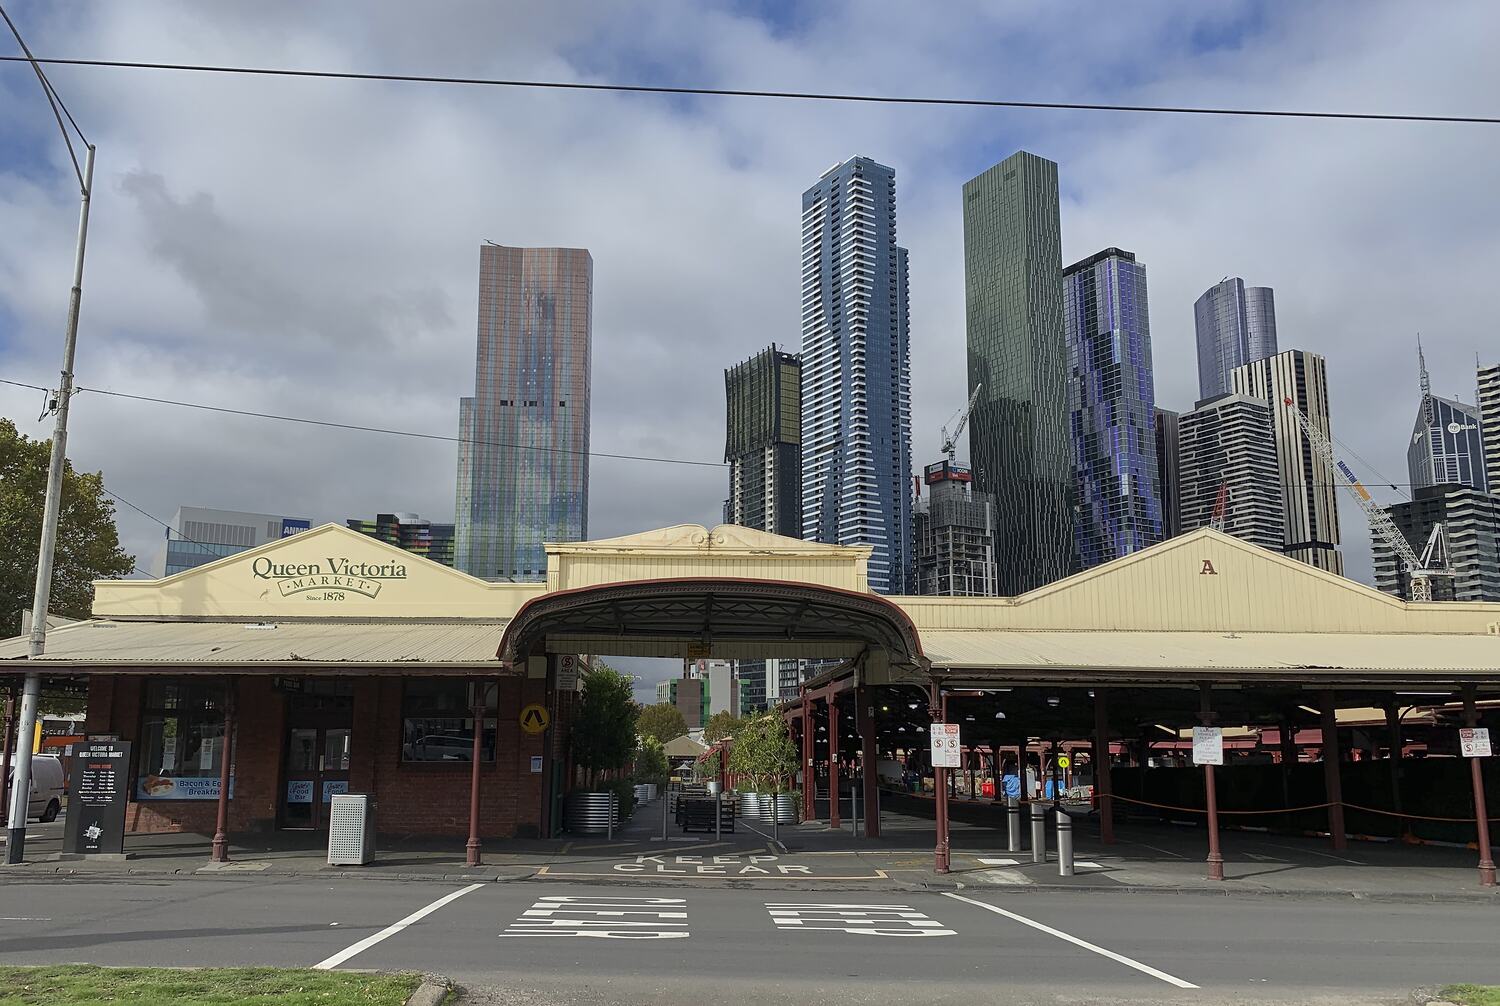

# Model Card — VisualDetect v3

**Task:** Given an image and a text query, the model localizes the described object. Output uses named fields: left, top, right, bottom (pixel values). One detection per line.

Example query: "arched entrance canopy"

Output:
left=496, top=577, right=925, bottom=670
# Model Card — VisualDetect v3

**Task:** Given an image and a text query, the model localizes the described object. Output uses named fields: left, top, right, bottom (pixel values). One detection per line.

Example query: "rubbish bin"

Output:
left=327, top=794, right=376, bottom=866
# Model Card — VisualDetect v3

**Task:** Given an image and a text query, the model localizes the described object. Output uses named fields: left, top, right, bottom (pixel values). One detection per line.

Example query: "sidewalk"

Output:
left=5, top=798, right=1498, bottom=903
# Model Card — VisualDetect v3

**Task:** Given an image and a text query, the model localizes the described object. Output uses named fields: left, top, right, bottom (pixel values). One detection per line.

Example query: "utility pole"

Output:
left=2, top=7, right=96, bottom=862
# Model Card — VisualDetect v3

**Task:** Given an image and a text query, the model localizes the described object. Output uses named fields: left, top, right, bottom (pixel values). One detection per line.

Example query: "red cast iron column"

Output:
left=800, top=697, right=814, bottom=823
left=466, top=681, right=485, bottom=868
left=858, top=687, right=880, bottom=838
left=1094, top=689, right=1115, bottom=845
left=932, top=684, right=950, bottom=874
left=1319, top=691, right=1347, bottom=851
left=828, top=694, right=842, bottom=830
left=210, top=678, right=237, bottom=863
left=1463, top=687, right=1496, bottom=887
left=1200, top=685, right=1224, bottom=881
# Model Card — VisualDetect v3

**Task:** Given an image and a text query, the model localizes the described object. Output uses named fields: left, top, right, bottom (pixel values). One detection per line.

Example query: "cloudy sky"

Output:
left=3, top=2, right=1497, bottom=700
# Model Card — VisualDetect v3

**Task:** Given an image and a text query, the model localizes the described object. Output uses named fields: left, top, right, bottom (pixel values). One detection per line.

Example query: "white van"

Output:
left=5, top=754, right=64, bottom=823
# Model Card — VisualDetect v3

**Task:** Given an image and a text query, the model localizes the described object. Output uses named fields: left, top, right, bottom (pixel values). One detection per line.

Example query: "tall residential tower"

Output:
left=1478, top=360, right=1500, bottom=487
left=963, top=150, right=1074, bottom=594
left=1232, top=349, right=1343, bottom=573
left=456, top=244, right=592, bottom=580
left=724, top=347, right=802, bottom=537
left=799, top=156, right=912, bottom=594
left=1194, top=278, right=1278, bottom=400
left=1177, top=393, right=1284, bottom=552
left=1064, top=247, right=1163, bottom=567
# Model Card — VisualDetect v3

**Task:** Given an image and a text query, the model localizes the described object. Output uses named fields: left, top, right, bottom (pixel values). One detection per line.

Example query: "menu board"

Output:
left=63, top=740, right=132, bottom=856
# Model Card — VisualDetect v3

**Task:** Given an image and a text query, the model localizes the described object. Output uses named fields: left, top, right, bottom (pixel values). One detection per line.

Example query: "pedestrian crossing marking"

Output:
left=765, top=902, right=955, bottom=937
left=501, top=895, right=689, bottom=940
left=978, top=857, right=1021, bottom=866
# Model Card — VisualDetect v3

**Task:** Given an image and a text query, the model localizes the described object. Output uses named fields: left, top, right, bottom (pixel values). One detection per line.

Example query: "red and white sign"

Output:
left=1460, top=727, right=1492, bottom=758
left=930, top=723, right=961, bottom=768
left=1192, top=726, right=1224, bottom=766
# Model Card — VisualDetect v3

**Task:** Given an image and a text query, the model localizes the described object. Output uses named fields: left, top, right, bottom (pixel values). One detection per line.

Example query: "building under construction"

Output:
left=1373, top=485, right=1500, bottom=601
left=912, top=460, right=998, bottom=596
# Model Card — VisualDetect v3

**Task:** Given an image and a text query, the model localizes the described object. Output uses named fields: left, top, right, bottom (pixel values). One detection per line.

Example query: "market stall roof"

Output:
left=663, top=734, right=708, bottom=758
left=920, top=629, right=1500, bottom=685
left=0, top=618, right=509, bottom=669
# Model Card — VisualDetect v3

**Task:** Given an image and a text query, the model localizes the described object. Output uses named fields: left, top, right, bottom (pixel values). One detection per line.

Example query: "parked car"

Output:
left=4, top=754, right=65, bottom=822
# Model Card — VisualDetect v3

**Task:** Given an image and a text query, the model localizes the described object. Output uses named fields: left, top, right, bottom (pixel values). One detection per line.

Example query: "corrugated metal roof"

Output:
left=922, top=629, right=1500, bottom=679
left=0, top=619, right=507, bottom=666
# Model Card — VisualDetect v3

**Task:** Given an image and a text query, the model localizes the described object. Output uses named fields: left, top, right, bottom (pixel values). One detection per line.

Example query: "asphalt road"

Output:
left=0, top=875, right=1490, bottom=1004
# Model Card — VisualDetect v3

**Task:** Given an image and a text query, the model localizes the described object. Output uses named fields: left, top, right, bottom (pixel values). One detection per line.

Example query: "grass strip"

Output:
left=0, top=966, right=422, bottom=1005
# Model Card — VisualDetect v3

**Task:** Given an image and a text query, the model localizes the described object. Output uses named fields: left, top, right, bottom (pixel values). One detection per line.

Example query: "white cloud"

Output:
left=3, top=0, right=1498, bottom=603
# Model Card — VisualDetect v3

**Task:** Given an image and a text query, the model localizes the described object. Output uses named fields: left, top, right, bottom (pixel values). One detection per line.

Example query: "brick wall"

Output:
left=86, top=672, right=555, bottom=840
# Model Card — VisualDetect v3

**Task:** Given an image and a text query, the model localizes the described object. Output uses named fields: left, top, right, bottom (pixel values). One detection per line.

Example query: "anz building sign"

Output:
left=252, top=556, right=408, bottom=601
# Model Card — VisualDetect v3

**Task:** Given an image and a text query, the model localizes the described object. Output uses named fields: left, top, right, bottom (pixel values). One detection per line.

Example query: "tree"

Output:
left=636, top=702, right=688, bottom=745
left=634, top=736, right=668, bottom=785
left=728, top=713, right=799, bottom=794
left=1, top=418, right=136, bottom=638
left=703, top=710, right=743, bottom=744
left=569, top=664, right=639, bottom=786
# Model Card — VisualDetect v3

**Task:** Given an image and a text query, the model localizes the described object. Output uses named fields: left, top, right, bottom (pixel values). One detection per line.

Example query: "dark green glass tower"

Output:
left=963, top=150, right=1075, bottom=594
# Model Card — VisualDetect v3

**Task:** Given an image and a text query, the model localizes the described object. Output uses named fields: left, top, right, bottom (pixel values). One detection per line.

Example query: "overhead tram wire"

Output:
left=2, top=55, right=1499, bottom=126
left=0, top=10, right=89, bottom=188
left=0, top=373, right=1457, bottom=492
left=0, top=375, right=728, bottom=470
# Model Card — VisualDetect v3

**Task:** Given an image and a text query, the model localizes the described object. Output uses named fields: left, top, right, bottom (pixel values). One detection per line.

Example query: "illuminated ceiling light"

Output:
left=1297, top=705, right=1321, bottom=716
left=1046, top=696, right=1061, bottom=708
left=965, top=715, right=975, bottom=722
left=994, top=711, right=1006, bottom=720
left=881, top=705, right=889, bottom=712
left=915, top=726, right=926, bottom=733
left=908, top=702, right=920, bottom=710
left=898, top=726, right=906, bottom=733
left=1155, top=723, right=1178, bottom=736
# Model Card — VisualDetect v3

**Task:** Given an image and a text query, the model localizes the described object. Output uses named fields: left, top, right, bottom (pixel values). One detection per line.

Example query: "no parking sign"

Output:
left=930, top=723, right=961, bottom=768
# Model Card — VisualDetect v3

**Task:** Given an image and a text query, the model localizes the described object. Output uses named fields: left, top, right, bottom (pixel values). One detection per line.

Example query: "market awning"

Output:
left=0, top=618, right=511, bottom=670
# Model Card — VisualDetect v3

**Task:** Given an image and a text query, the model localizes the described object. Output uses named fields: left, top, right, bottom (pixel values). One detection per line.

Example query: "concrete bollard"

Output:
left=1030, top=801, right=1046, bottom=863
left=1007, top=796, right=1022, bottom=853
left=1056, top=809, right=1074, bottom=876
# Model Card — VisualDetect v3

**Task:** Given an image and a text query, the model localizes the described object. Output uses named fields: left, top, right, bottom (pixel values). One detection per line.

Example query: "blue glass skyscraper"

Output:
left=800, top=156, right=912, bottom=593
left=1064, top=248, right=1163, bottom=567
left=1194, top=278, right=1278, bottom=400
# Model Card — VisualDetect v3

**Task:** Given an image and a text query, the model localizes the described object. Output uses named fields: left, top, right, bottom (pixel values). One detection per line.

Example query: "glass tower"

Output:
left=456, top=244, right=591, bottom=581
left=1064, top=248, right=1163, bottom=567
left=1194, top=278, right=1278, bottom=400
left=799, top=156, right=912, bottom=594
left=963, top=150, right=1074, bottom=594
left=725, top=347, right=802, bottom=538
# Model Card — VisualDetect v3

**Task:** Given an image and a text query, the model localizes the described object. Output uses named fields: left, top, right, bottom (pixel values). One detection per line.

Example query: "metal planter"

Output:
left=759, top=793, right=797, bottom=824
left=739, top=792, right=762, bottom=819
left=564, top=791, right=620, bottom=834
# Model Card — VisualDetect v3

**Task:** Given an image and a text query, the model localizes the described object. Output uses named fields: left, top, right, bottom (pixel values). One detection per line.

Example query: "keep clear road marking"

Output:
left=314, top=883, right=484, bottom=970
left=501, top=895, right=689, bottom=940
left=941, top=892, right=1198, bottom=990
left=766, top=903, right=955, bottom=937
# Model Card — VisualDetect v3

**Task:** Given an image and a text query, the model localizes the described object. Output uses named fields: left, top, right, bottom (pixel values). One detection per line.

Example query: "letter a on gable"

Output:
left=1200, top=559, right=1218, bottom=576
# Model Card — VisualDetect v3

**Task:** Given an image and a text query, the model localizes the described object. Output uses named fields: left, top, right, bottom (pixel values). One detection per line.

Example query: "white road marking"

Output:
left=314, top=883, right=483, bottom=970
left=501, top=895, right=689, bottom=940
left=1257, top=841, right=1363, bottom=866
left=0, top=917, right=51, bottom=922
left=942, top=892, right=1198, bottom=989
left=1244, top=852, right=1281, bottom=862
left=978, top=857, right=1021, bottom=866
left=1124, top=840, right=1189, bottom=860
left=766, top=902, right=955, bottom=937
left=1074, top=861, right=1103, bottom=869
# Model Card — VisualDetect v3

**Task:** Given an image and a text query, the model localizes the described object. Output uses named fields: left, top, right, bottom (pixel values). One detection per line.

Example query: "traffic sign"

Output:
left=1192, top=726, right=1223, bottom=766
left=1056, top=755, right=1071, bottom=769
left=1460, top=727, right=1492, bottom=758
left=520, top=703, right=550, bottom=734
left=930, top=723, right=961, bottom=768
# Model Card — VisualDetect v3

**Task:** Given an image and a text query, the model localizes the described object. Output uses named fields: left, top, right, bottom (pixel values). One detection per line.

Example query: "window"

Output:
left=138, top=680, right=229, bottom=796
left=401, top=679, right=497, bottom=763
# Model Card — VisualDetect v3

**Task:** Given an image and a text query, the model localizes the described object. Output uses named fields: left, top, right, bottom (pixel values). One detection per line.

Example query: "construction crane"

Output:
left=941, top=384, right=983, bottom=465
left=1281, top=396, right=1454, bottom=602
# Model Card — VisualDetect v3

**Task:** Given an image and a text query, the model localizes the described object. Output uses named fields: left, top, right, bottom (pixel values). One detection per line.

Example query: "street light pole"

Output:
left=5, top=143, right=95, bottom=865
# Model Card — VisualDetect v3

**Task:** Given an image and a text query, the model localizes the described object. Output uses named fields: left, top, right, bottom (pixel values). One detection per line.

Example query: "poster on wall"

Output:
left=135, top=774, right=236, bottom=800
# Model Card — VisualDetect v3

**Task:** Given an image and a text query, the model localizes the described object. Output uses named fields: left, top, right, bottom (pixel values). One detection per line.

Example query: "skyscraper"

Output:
left=963, top=150, right=1073, bottom=594
left=1409, top=345, right=1487, bottom=492
left=346, top=512, right=456, bottom=567
left=1064, top=248, right=1162, bottom=567
left=1154, top=407, right=1183, bottom=539
left=725, top=347, right=802, bottom=537
left=1478, top=360, right=1500, bottom=488
left=800, top=156, right=912, bottom=594
left=1373, top=486, right=1500, bottom=602
left=154, top=506, right=310, bottom=577
left=1232, top=350, right=1343, bottom=573
left=912, top=460, right=998, bottom=596
left=1194, top=278, right=1279, bottom=400
left=456, top=244, right=591, bottom=581
left=1178, top=393, right=1285, bottom=552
